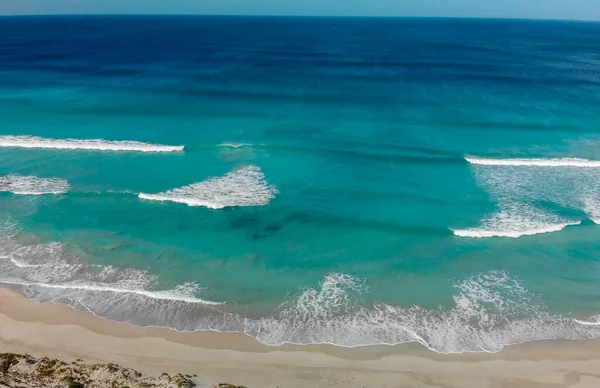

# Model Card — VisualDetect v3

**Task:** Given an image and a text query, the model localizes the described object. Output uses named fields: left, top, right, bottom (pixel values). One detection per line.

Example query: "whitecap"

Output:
left=452, top=203, right=580, bottom=238
left=0, top=135, right=184, bottom=152
left=583, top=195, right=600, bottom=224
left=138, top=165, right=278, bottom=209
left=218, top=143, right=252, bottom=148
left=457, top=154, right=600, bottom=237
left=466, top=157, right=600, bottom=168
left=0, top=174, right=70, bottom=195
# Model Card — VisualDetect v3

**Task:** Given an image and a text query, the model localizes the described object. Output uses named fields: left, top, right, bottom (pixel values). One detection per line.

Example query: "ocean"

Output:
left=1, top=15, right=600, bottom=354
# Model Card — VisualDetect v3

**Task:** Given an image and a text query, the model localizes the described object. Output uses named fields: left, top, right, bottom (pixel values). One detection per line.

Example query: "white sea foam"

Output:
left=0, top=222, right=221, bottom=307
left=574, top=315, right=600, bottom=325
left=453, top=204, right=580, bottom=238
left=0, top=279, right=221, bottom=305
left=2, top=225, right=600, bottom=354
left=0, top=174, right=70, bottom=195
left=457, top=154, right=600, bottom=238
left=583, top=195, right=600, bottom=224
left=466, top=157, right=600, bottom=168
left=1, top=219, right=598, bottom=353
left=238, top=271, right=594, bottom=353
left=453, top=224, right=577, bottom=238
left=0, top=135, right=184, bottom=152
left=9, top=258, right=42, bottom=268
left=139, top=165, right=278, bottom=209
left=218, top=143, right=252, bottom=148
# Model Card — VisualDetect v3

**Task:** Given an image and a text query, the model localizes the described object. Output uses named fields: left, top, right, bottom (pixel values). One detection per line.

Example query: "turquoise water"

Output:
left=2, top=16, right=600, bottom=353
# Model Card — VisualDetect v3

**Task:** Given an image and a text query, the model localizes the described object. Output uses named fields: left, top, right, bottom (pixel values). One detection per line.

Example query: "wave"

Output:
left=0, top=135, right=184, bottom=152
left=235, top=271, right=600, bottom=353
left=583, top=195, right=600, bottom=224
left=466, top=157, right=600, bottom=168
left=240, top=271, right=529, bottom=352
left=573, top=316, right=600, bottom=326
left=218, top=143, right=253, bottom=148
left=2, top=222, right=600, bottom=354
left=462, top=154, right=600, bottom=237
left=453, top=223, right=578, bottom=238
left=0, top=174, right=70, bottom=195
left=452, top=203, right=580, bottom=238
left=1, top=279, right=221, bottom=305
left=0, top=222, right=221, bottom=309
left=138, top=165, right=278, bottom=209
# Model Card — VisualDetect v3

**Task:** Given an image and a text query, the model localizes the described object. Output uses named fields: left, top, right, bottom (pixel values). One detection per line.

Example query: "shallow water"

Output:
left=2, top=16, right=600, bottom=353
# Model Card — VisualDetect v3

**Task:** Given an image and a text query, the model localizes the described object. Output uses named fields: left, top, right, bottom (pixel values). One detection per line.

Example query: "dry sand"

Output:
left=0, top=287, right=599, bottom=387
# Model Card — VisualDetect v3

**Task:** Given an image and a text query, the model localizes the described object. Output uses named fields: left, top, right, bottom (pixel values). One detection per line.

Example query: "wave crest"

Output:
left=218, top=143, right=253, bottom=148
left=453, top=203, right=580, bottom=238
left=457, top=155, right=600, bottom=238
left=0, top=135, right=184, bottom=152
left=466, top=157, right=600, bottom=168
left=139, top=165, right=278, bottom=209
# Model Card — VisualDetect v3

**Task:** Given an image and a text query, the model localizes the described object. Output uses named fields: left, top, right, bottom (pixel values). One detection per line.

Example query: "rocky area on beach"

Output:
left=0, top=352, right=247, bottom=388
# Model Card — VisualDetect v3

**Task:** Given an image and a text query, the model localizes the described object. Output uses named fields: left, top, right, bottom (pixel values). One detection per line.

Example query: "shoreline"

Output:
left=1, top=289, right=600, bottom=387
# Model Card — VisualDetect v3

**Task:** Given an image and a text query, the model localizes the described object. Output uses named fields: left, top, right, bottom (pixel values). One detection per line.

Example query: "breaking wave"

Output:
left=0, top=222, right=221, bottom=312
left=453, top=203, right=580, bottom=238
left=234, top=271, right=600, bottom=353
left=37, top=268, right=600, bottom=354
left=466, top=157, right=600, bottom=168
left=0, top=135, right=184, bottom=152
left=457, top=155, right=600, bottom=238
left=2, top=219, right=600, bottom=355
left=218, top=143, right=253, bottom=148
left=138, top=165, right=278, bottom=209
left=0, top=174, right=70, bottom=195
left=583, top=195, right=600, bottom=224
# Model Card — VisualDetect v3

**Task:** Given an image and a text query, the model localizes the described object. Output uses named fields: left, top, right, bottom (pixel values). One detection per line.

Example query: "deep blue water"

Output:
left=1, top=16, right=600, bottom=353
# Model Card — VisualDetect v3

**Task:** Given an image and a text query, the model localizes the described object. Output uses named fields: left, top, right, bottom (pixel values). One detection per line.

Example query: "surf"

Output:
left=0, top=225, right=222, bottom=306
left=3, top=220, right=600, bottom=354
left=138, top=165, right=278, bottom=209
left=0, top=174, right=70, bottom=195
left=452, top=222, right=579, bottom=238
left=0, top=135, right=184, bottom=152
left=458, top=155, right=600, bottom=238
left=466, top=157, right=600, bottom=168
left=452, top=203, right=581, bottom=238
left=218, top=143, right=253, bottom=148
left=0, top=279, right=222, bottom=305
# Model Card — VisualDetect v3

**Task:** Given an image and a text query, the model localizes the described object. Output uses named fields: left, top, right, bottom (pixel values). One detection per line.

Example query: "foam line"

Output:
left=573, top=318, right=600, bottom=325
left=0, top=279, right=223, bottom=305
left=466, top=157, right=600, bottom=167
left=0, top=135, right=184, bottom=152
left=138, top=193, right=223, bottom=209
left=218, top=143, right=253, bottom=148
left=0, top=174, right=70, bottom=195
left=452, top=221, right=580, bottom=238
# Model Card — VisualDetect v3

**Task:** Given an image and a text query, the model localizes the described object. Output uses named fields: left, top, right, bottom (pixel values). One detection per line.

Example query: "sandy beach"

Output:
left=0, top=288, right=598, bottom=387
